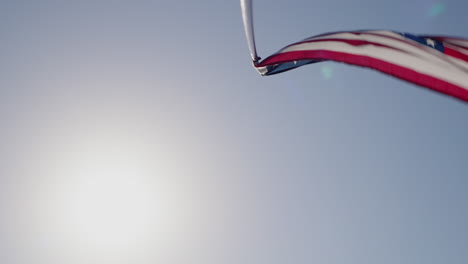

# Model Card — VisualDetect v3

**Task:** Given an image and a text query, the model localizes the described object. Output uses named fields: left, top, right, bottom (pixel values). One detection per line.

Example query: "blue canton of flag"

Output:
left=400, top=32, right=444, bottom=52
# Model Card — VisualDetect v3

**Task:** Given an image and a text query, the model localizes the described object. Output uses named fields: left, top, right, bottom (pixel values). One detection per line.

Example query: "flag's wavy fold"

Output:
left=254, top=30, right=468, bottom=102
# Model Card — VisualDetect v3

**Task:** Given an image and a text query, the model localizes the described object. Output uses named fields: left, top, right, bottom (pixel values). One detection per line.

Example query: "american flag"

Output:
left=254, top=30, right=468, bottom=102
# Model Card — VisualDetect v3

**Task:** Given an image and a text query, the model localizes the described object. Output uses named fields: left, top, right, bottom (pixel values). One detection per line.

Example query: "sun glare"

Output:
left=24, top=128, right=193, bottom=262
left=61, top=162, right=163, bottom=249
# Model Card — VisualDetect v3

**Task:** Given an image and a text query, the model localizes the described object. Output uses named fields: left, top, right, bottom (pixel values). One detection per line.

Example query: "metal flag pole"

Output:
left=240, top=0, right=261, bottom=65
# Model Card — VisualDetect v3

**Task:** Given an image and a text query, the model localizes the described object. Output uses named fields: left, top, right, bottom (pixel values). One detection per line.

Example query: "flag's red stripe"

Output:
left=256, top=50, right=468, bottom=102
left=444, top=47, right=468, bottom=62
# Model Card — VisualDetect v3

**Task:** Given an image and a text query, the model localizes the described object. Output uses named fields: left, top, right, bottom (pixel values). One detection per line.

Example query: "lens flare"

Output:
left=427, top=3, right=446, bottom=17
left=321, top=65, right=334, bottom=80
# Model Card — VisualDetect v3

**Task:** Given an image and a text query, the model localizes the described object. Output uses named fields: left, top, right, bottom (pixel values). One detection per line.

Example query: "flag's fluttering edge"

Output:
left=254, top=30, right=468, bottom=102
left=240, top=0, right=468, bottom=102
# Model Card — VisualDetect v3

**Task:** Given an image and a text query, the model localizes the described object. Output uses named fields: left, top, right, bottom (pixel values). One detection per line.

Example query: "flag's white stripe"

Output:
left=281, top=33, right=468, bottom=73
left=303, top=31, right=468, bottom=71
left=301, top=31, right=390, bottom=43
left=445, top=40, right=468, bottom=48
left=274, top=41, right=468, bottom=90
left=256, top=65, right=269, bottom=75
left=373, top=32, right=468, bottom=49
left=301, top=30, right=395, bottom=41
left=367, top=32, right=468, bottom=70
left=364, top=30, right=407, bottom=39
left=301, top=30, right=406, bottom=43
left=301, top=31, right=468, bottom=54
left=444, top=53, right=468, bottom=72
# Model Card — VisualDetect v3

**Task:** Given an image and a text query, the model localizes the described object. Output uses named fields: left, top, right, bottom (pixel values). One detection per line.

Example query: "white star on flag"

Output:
left=426, top=38, right=436, bottom=47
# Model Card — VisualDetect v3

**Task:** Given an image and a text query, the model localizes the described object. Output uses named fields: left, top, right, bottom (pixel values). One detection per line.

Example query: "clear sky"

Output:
left=1, top=1, right=467, bottom=264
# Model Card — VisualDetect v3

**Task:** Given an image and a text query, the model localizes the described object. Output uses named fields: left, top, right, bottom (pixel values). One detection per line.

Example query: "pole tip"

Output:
left=253, top=56, right=261, bottom=65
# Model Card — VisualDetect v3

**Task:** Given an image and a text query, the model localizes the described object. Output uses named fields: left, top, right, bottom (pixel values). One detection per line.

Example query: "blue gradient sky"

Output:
left=1, top=1, right=467, bottom=264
